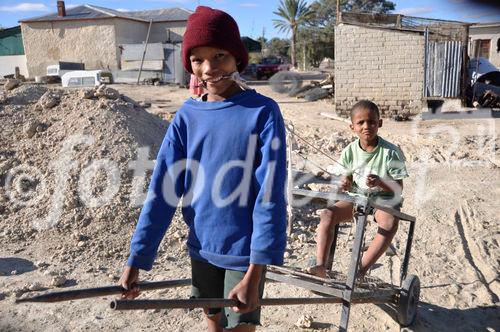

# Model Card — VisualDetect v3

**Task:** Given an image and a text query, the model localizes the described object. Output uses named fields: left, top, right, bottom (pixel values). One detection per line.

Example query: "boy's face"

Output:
left=349, top=107, right=382, bottom=143
left=189, top=46, right=240, bottom=99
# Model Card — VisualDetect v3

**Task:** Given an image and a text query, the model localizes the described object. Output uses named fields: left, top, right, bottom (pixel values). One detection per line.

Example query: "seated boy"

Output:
left=307, top=100, right=408, bottom=279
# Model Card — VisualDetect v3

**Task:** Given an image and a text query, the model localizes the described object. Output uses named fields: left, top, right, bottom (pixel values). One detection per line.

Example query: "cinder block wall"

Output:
left=335, top=24, right=425, bottom=117
left=21, top=19, right=119, bottom=77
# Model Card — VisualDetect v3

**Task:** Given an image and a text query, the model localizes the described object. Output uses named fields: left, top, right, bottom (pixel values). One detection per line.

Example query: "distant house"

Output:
left=469, top=22, right=500, bottom=69
left=334, top=12, right=469, bottom=117
left=0, top=26, right=28, bottom=77
left=19, top=1, right=191, bottom=82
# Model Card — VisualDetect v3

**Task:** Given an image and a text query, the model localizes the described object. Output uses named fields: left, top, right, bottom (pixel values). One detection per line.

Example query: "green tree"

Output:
left=267, top=37, right=290, bottom=58
left=297, top=0, right=395, bottom=68
left=273, top=0, right=313, bottom=68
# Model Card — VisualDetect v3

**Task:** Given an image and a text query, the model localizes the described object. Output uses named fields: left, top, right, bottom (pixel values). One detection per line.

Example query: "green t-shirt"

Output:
left=337, top=136, right=408, bottom=198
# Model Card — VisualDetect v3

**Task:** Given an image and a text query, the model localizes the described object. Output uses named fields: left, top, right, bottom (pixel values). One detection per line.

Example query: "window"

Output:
left=68, top=77, right=82, bottom=86
left=478, top=39, right=491, bottom=59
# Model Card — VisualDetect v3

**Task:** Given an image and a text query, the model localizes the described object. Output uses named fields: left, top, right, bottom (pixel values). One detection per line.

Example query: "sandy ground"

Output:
left=0, top=82, right=499, bottom=331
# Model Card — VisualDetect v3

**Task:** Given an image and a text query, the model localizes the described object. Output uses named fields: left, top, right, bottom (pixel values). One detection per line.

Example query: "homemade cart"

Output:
left=17, top=178, right=419, bottom=331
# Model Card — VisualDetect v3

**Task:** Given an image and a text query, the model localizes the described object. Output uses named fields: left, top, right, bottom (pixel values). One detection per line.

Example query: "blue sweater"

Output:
left=127, top=90, right=287, bottom=271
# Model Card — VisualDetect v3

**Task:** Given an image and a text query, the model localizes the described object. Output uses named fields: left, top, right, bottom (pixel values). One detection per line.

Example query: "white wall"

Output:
left=469, top=25, right=500, bottom=69
left=0, top=55, right=28, bottom=77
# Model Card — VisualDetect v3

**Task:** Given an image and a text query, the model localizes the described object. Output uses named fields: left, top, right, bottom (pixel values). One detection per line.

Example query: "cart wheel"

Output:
left=397, top=274, right=420, bottom=327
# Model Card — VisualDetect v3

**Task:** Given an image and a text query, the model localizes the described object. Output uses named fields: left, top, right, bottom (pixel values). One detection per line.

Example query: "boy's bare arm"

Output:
left=228, top=264, right=264, bottom=313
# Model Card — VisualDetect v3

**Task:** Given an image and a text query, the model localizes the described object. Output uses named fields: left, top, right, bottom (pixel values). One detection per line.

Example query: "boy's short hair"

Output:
left=350, top=100, right=380, bottom=119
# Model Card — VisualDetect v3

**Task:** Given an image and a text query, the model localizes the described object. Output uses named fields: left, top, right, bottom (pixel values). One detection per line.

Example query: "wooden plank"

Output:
left=320, top=112, right=351, bottom=124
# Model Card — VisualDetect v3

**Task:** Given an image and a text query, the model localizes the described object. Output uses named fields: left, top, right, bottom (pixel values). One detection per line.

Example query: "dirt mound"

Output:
left=2, top=84, right=49, bottom=106
left=0, top=84, right=170, bottom=265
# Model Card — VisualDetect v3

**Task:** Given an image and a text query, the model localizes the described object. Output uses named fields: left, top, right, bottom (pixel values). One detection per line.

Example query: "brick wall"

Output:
left=334, top=24, right=425, bottom=117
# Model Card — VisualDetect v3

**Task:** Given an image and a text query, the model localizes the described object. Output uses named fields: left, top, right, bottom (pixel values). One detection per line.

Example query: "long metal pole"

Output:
left=110, top=296, right=387, bottom=311
left=16, top=279, right=192, bottom=303
left=137, top=19, right=153, bottom=85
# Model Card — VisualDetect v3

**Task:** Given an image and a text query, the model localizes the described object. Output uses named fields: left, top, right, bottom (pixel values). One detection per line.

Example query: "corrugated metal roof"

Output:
left=19, top=4, right=190, bottom=23
left=128, top=8, right=192, bottom=22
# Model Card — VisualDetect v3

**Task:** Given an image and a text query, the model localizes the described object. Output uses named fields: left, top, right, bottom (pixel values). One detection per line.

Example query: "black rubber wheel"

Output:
left=397, top=274, right=420, bottom=327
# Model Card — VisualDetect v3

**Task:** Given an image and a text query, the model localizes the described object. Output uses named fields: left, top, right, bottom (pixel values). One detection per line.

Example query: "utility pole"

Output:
left=336, top=0, right=340, bottom=23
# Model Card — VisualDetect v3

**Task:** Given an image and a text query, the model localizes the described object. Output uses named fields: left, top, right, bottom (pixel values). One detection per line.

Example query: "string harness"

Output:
left=198, top=72, right=252, bottom=91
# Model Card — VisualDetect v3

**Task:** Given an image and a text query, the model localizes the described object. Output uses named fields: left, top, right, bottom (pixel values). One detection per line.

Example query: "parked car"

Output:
left=62, top=70, right=107, bottom=87
left=47, top=61, right=85, bottom=77
left=256, top=57, right=291, bottom=80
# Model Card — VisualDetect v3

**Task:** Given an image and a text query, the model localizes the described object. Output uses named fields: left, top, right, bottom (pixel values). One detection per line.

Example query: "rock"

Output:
left=23, top=120, right=41, bottom=138
left=50, top=275, right=67, bottom=287
left=297, top=234, right=307, bottom=243
left=39, top=91, right=61, bottom=109
left=11, top=270, right=17, bottom=275
left=139, top=101, right=151, bottom=108
left=295, top=315, right=314, bottom=328
left=95, top=85, right=119, bottom=100
left=27, top=282, right=44, bottom=291
left=0, top=92, right=7, bottom=104
left=79, top=89, right=95, bottom=99
left=35, top=261, right=49, bottom=268
left=4, top=79, right=20, bottom=91
left=284, top=251, right=291, bottom=259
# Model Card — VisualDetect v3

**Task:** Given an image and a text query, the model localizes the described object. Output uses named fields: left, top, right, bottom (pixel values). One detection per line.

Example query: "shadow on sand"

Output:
left=0, top=257, right=36, bottom=276
left=377, top=301, right=499, bottom=331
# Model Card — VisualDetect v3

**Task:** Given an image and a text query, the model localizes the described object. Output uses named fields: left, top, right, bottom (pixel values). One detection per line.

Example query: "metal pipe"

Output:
left=110, top=296, right=389, bottom=311
left=400, top=221, right=416, bottom=284
left=16, top=278, right=191, bottom=303
left=137, top=19, right=153, bottom=85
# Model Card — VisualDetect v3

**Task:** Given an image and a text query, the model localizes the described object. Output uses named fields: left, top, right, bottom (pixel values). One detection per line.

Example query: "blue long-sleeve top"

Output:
left=127, top=89, right=287, bottom=271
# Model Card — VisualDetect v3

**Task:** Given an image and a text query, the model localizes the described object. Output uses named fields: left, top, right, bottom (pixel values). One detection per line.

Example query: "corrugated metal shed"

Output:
left=19, top=5, right=190, bottom=23
left=0, top=26, right=24, bottom=56
left=425, top=41, right=463, bottom=98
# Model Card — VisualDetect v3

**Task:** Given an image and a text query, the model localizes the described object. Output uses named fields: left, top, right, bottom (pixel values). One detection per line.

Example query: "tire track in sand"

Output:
left=454, top=201, right=499, bottom=303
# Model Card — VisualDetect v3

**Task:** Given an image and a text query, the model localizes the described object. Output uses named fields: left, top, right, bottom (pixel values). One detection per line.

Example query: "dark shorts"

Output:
left=190, top=258, right=266, bottom=329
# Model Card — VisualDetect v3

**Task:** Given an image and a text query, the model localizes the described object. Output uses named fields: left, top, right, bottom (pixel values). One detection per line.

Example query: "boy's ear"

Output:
left=349, top=123, right=354, bottom=131
left=379, top=119, right=383, bottom=128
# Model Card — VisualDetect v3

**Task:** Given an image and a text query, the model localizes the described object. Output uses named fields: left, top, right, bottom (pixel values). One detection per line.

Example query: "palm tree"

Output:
left=273, top=0, right=313, bottom=69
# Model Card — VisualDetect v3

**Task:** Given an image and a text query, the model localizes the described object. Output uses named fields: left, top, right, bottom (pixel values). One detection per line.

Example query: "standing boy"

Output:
left=307, top=100, right=408, bottom=279
left=119, top=6, right=287, bottom=332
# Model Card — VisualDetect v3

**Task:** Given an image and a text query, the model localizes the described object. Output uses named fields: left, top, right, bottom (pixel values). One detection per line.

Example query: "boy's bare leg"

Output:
left=307, top=201, right=354, bottom=278
left=359, top=210, right=399, bottom=275
left=204, top=311, right=223, bottom=332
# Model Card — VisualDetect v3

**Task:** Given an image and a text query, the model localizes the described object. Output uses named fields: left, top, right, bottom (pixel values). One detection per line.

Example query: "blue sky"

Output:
left=1, top=0, right=499, bottom=38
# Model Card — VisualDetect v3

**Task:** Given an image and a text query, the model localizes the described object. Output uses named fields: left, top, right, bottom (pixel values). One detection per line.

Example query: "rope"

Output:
left=285, top=125, right=363, bottom=177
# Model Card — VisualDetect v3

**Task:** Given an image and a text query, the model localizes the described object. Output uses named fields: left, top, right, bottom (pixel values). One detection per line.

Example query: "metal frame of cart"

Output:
left=17, top=173, right=419, bottom=332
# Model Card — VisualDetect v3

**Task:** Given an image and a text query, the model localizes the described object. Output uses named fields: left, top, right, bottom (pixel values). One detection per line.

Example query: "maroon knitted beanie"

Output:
left=182, top=6, right=248, bottom=73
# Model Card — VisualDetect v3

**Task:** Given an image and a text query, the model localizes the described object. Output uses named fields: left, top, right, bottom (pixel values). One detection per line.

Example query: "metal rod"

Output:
left=110, top=296, right=389, bottom=311
left=339, top=206, right=369, bottom=332
left=423, top=27, right=429, bottom=99
left=400, top=220, right=416, bottom=285
left=16, top=278, right=191, bottom=303
left=137, top=19, right=153, bottom=85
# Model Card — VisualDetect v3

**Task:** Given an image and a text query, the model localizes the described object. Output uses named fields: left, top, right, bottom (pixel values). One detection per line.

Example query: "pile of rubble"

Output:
left=0, top=83, right=177, bottom=269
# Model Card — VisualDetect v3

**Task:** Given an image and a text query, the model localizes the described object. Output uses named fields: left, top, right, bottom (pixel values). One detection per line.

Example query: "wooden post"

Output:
left=137, top=19, right=153, bottom=85
left=14, top=66, right=20, bottom=79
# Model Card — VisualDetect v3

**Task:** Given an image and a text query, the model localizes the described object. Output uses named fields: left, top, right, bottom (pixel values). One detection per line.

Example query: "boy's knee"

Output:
left=319, top=209, right=338, bottom=227
left=376, top=214, right=399, bottom=233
